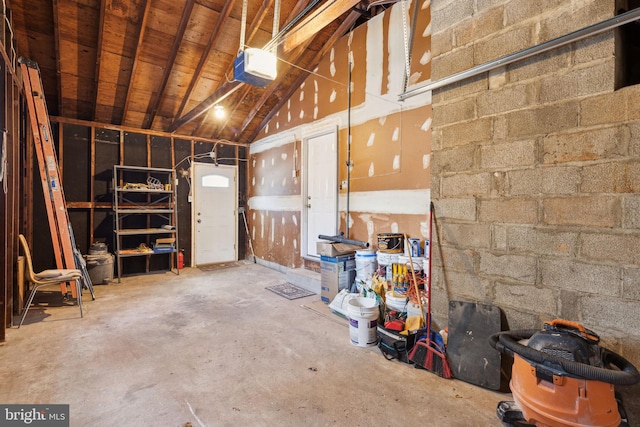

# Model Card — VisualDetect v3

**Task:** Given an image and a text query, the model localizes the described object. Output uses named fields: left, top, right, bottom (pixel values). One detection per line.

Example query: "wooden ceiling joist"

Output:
left=52, top=0, right=62, bottom=116
left=143, top=0, right=196, bottom=129
left=282, top=0, right=361, bottom=52
left=92, top=0, right=107, bottom=122
left=121, top=0, right=151, bottom=125
left=168, top=80, right=243, bottom=132
left=212, top=84, right=253, bottom=139
left=51, top=115, right=249, bottom=147
left=172, top=0, right=237, bottom=123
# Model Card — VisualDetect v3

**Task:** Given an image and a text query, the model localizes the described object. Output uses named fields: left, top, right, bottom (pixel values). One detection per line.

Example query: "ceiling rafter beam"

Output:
left=92, top=0, right=106, bottom=121
left=172, top=0, right=237, bottom=123
left=169, top=80, right=244, bottom=132
left=143, top=0, right=196, bottom=129
left=52, top=0, right=62, bottom=116
left=245, top=0, right=276, bottom=46
left=212, top=85, right=253, bottom=139
left=282, top=0, right=361, bottom=52
left=121, top=0, right=151, bottom=125
left=248, top=9, right=360, bottom=141
left=189, top=112, right=207, bottom=137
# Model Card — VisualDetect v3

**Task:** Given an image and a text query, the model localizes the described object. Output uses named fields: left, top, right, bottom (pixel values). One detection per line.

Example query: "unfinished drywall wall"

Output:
left=249, top=1, right=433, bottom=268
left=430, top=0, right=640, bottom=386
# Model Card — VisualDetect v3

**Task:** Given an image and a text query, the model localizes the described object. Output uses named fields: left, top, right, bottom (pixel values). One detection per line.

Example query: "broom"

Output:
left=408, top=203, right=452, bottom=378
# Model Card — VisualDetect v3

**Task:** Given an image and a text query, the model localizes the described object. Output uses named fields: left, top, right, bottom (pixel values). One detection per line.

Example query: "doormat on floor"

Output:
left=265, top=283, right=315, bottom=300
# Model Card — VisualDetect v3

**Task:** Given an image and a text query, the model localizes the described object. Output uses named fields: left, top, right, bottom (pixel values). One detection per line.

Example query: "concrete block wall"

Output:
left=431, top=0, right=640, bottom=370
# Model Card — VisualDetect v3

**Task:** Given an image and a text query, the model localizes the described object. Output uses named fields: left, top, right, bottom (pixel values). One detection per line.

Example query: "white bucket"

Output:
left=407, top=301, right=427, bottom=319
left=348, top=297, right=379, bottom=347
left=328, top=289, right=359, bottom=319
left=385, top=291, right=408, bottom=312
left=355, top=250, right=377, bottom=282
left=376, top=251, right=398, bottom=266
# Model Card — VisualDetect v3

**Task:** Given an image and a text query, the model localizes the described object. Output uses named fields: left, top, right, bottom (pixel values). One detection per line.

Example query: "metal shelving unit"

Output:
left=113, top=165, right=179, bottom=282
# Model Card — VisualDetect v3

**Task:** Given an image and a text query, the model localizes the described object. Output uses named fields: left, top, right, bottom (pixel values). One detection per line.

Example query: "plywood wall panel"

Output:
left=250, top=209, right=301, bottom=269
left=341, top=105, right=432, bottom=192
left=342, top=212, right=429, bottom=249
left=250, top=142, right=299, bottom=197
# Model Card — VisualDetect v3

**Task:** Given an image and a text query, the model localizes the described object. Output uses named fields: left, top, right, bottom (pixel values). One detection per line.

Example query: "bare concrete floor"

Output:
left=1, top=263, right=508, bottom=426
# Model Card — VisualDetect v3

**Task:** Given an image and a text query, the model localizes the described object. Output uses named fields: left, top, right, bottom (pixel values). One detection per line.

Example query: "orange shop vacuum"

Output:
left=490, top=319, right=640, bottom=427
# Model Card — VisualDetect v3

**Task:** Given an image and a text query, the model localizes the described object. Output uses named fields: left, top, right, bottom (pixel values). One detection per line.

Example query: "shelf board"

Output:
left=115, top=188, right=173, bottom=194
left=117, top=249, right=176, bottom=257
left=114, top=208, right=174, bottom=214
left=67, top=202, right=114, bottom=209
left=116, top=228, right=176, bottom=235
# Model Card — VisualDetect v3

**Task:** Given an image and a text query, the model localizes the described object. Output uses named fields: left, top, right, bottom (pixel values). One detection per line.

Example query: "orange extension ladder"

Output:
left=19, top=57, right=94, bottom=300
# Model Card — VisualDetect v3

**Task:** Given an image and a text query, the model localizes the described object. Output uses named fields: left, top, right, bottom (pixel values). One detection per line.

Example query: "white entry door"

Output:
left=192, top=163, right=237, bottom=266
left=305, top=129, right=338, bottom=257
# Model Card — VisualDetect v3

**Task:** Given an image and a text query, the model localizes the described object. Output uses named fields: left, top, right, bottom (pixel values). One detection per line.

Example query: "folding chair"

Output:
left=18, top=234, right=83, bottom=327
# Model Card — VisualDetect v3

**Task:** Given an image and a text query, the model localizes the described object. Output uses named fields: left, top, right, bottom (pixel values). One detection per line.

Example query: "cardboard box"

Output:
left=320, top=254, right=356, bottom=303
left=316, top=241, right=360, bottom=257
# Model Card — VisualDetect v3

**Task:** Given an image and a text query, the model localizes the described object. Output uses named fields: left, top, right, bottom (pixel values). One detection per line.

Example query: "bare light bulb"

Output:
left=213, top=105, right=225, bottom=119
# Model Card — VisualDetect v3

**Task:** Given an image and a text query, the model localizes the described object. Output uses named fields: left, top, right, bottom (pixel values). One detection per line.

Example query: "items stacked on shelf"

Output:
left=113, top=165, right=179, bottom=281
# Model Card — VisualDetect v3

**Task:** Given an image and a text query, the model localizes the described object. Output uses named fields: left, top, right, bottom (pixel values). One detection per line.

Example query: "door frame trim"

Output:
left=190, top=162, right=238, bottom=267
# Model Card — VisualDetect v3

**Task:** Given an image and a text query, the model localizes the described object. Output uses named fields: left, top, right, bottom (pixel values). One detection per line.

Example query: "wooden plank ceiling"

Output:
left=9, top=0, right=392, bottom=143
